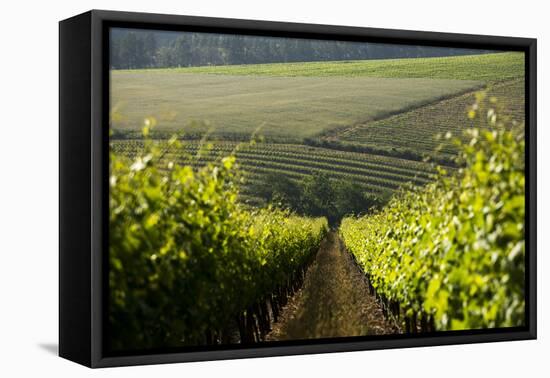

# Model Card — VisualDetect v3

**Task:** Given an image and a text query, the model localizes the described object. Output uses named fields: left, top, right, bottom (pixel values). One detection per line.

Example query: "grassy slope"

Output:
left=124, top=52, right=524, bottom=81
left=111, top=73, right=481, bottom=139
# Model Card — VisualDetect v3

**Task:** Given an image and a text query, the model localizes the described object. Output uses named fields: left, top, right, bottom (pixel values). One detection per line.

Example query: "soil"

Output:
left=267, top=231, right=398, bottom=341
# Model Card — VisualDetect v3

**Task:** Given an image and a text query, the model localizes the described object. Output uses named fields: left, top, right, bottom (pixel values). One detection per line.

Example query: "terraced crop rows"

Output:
left=111, top=140, right=436, bottom=203
left=334, top=79, right=525, bottom=158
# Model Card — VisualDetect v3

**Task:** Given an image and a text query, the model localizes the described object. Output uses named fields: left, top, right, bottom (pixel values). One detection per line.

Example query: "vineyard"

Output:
left=108, top=45, right=527, bottom=350
left=111, top=51, right=525, bottom=205
left=340, top=102, right=525, bottom=331
left=111, top=140, right=436, bottom=206
left=109, top=136, right=328, bottom=350
left=332, top=79, right=525, bottom=160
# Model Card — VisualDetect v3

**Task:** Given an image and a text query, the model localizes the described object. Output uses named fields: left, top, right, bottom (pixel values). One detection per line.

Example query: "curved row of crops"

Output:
left=110, top=140, right=436, bottom=201
left=338, top=79, right=525, bottom=160
left=340, top=105, right=525, bottom=332
left=109, top=135, right=328, bottom=351
left=113, top=140, right=436, bottom=175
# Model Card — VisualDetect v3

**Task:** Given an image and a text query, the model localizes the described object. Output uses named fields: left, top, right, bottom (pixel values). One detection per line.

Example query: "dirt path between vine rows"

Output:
left=267, top=231, right=398, bottom=340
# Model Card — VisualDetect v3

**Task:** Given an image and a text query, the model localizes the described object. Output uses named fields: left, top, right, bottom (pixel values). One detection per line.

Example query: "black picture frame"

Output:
left=59, top=9, right=537, bottom=368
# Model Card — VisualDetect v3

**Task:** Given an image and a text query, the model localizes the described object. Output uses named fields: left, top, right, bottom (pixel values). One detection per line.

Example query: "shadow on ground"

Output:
left=38, top=343, right=58, bottom=355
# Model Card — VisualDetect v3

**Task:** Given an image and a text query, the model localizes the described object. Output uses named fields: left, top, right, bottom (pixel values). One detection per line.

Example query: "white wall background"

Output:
left=0, top=0, right=546, bottom=376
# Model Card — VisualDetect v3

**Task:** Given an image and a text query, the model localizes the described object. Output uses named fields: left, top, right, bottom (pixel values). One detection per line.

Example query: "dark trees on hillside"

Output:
left=301, top=173, right=338, bottom=222
left=254, top=173, right=303, bottom=212
left=110, top=29, right=490, bottom=69
left=252, top=172, right=387, bottom=225
left=332, top=180, right=383, bottom=221
left=111, top=32, right=158, bottom=69
left=142, top=32, right=157, bottom=67
left=118, top=32, right=139, bottom=69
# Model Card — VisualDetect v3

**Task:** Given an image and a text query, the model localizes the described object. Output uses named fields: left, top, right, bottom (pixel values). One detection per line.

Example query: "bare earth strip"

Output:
left=267, top=232, right=397, bottom=341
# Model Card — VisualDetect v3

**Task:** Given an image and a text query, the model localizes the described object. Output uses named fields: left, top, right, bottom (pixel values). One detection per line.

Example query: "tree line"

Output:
left=111, top=29, right=490, bottom=69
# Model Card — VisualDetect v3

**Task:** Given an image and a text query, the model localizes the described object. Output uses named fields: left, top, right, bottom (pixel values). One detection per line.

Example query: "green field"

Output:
left=111, top=52, right=522, bottom=142
left=125, top=51, right=523, bottom=81
left=111, top=51, right=525, bottom=203
left=111, top=74, right=482, bottom=139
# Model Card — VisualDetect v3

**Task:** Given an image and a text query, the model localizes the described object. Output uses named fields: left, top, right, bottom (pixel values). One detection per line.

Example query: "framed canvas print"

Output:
left=59, top=10, right=537, bottom=368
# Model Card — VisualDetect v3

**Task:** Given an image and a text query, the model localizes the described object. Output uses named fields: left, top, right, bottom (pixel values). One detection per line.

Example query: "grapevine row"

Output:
left=340, top=109, right=525, bottom=332
left=109, top=137, right=328, bottom=350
